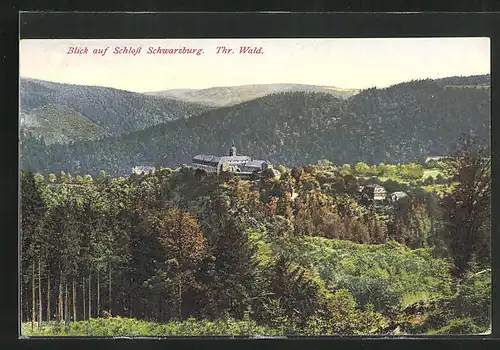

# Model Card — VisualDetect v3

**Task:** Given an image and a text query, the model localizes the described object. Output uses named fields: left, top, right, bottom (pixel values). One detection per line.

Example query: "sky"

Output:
left=20, top=38, right=490, bottom=93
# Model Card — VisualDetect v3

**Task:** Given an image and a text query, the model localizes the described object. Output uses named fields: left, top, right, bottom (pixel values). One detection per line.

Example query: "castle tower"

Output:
left=229, top=143, right=237, bottom=156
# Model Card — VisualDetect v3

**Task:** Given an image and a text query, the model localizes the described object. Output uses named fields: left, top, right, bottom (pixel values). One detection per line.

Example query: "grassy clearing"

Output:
left=422, top=184, right=455, bottom=196
left=273, top=236, right=453, bottom=311
left=423, top=169, right=443, bottom=179
left=21, top=317, right=280, bottom=337
left=362, top=167, right=446, bottom=186
left=402, top=291, right=432, bottom=309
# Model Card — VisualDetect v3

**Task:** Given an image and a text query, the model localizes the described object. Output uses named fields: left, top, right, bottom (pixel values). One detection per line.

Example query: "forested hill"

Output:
left=20, top=104, right=109, bottom=145
left=20, top=78, right=213, bottom=137
left=147, top=83, right=359, bottom=107
left=20, top=77, right=490, bottom=177
left=433, top=74, right=490, bottom=87
left=342, top=79, right=490, bottom=163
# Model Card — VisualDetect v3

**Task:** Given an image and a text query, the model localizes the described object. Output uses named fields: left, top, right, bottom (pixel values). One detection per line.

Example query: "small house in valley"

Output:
left=389, top=191, right=409, bottom=203
left=362, top=184, right=387, bottom=202
left=132, top=166, right=156, bottom=175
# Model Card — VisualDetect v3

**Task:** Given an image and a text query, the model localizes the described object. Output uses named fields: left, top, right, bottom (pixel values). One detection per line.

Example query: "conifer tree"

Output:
left=442, top=133, right=491, bottom=277
left=158, top=208, right=207, bottom=319
left=209, top=215, right=260, bottom=319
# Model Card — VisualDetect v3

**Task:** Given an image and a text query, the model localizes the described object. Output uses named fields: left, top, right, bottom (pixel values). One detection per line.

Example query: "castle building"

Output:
left=192, top=145, right=269, bottom=175
left=362, top=184, right=387, bottom=201
left=132, top=165, right=156, bottom=175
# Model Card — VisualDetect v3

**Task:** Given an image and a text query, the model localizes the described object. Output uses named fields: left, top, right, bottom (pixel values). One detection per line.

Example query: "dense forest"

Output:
left=20, top=134, right=491, bottom=336
left=20, top=77, right=490, bottom=177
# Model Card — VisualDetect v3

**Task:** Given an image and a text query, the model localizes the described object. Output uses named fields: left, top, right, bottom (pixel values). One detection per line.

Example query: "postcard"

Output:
left=19, top=37, right=491, bottom=337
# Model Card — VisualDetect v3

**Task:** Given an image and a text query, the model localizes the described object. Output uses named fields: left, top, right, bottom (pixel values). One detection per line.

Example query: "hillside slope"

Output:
left=20, top=104, right=108, bottom=144
left=339, top=79, right=490, bottom=163
left=20, top=78, right=213, bottom=137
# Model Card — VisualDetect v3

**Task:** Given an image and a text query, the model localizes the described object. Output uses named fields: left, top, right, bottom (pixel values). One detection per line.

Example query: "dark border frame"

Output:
left=3, top=9, right=500, bottom=350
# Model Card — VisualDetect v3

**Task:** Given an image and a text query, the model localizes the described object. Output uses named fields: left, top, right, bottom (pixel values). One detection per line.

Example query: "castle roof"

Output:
left=244, top=160, right=267, bottom=168
left=193, top=154, right=222, bottom=164
left=220, top=156, right=252, bottom=162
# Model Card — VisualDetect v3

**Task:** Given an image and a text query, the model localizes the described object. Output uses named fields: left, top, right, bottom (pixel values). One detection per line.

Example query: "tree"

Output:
left=20, top=172, right=47, bottom=325
left=268, top=257, right=323, bottom=328
left=97, top=170, right=107, bottom=182
left=84, top=174, right=94, bottom=184
left=339, top=164, right=352, bottom=176
left=276, top=164, right=287, bottom=174
left=423, top=176, right=435, bottom=185
left=317, top=207, right=343, bottom=239
left=401, top=163, right=424, bottom=180
left=208, top=215, right=260, bottom=319
left=291, top=167, right=303, bottom=183
left=158, top=208, right=207, bottom=319
left=355, top=162, right=370, bottom=175
left=47, top=174, right=57, bottom=183
left=377, top=163, right=388, bottom=176
left=441, top=133, right=490, bottom=277
left=317, top=159, right=332, bottom=168
left=276, top=195, right=293, bottom=219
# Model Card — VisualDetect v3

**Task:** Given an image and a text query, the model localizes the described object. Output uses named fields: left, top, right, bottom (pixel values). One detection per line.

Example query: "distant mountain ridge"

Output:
left=20, top=74, right=491, bottom=176
left=433, top=74, right=490, bottom=86
left=146, top=83, right=360, bottom=107
left=20, top=78, right=213, bottom=139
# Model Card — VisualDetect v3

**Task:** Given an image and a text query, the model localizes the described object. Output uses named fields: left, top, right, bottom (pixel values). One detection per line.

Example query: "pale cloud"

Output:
left=20, top=38, right=490, bottom=92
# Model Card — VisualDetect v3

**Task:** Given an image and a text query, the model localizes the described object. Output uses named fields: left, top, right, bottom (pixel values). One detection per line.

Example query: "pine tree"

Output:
left=442, top=133, right=491, bottom=277
left=209, top=215, right=260, bottom=319
left=269, top=256, right=322, bottom=328
left=157, top=208, right=207, bottom=319
left=20, top=172, right=46, bottom=324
